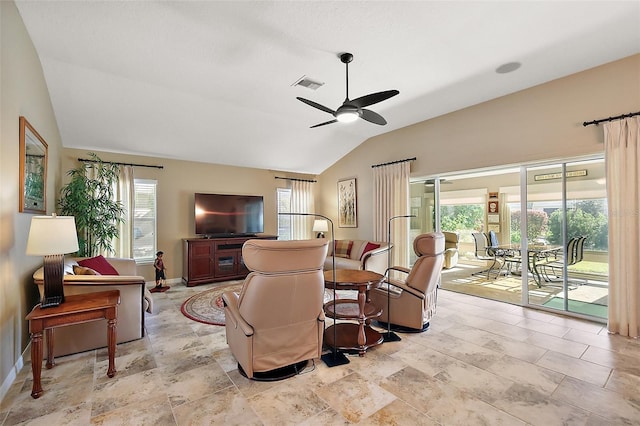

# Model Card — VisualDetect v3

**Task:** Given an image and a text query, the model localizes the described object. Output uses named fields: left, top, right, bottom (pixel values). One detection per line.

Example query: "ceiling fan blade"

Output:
left=350, top=90, right=399, bottom=108
left=360, top=109, right=387, bottom=125
left=297, top=97, right=335, bottom=115
left=310, top=119, right=338, bottom=128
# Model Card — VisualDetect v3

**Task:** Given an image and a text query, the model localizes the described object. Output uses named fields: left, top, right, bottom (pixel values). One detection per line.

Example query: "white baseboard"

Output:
left=0, top=345, right=28, bottom=403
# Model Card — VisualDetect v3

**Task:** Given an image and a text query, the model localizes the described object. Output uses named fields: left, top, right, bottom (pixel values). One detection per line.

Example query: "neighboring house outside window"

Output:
left=133, top=179, right=157, bottom=263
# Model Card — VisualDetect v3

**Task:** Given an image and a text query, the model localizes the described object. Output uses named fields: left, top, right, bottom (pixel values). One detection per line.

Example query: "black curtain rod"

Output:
left=371, top=157, right=416, bottom=168
left=274, top=176, right=317, bottom=183
left=583, top=111, right=640, bottom=127
left=78, top=158, right=164, bottom=169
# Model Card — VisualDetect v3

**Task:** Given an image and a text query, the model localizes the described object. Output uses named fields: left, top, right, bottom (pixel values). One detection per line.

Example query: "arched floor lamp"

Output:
left=382, top=215, right=415, bottom=342
left=278, top=212, right=350, bottom=367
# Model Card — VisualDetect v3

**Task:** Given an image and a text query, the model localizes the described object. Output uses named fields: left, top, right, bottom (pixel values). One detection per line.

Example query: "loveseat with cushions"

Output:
left=33, top=256, right=152, bottom=357
left=324, top=239, right=392, bottom=275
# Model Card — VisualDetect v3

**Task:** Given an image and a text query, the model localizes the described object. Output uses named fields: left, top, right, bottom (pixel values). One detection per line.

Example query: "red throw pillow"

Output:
left=360, top=242, right=381, bottom=260
left=77, top=255, right=120, bottom=275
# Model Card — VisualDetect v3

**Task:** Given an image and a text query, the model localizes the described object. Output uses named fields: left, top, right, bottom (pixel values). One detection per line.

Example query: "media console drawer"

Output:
left=182, top=235, right=277, bottom=286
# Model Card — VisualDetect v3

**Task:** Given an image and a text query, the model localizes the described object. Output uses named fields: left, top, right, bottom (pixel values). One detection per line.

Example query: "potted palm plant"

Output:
left=58, top=153, right=125, bottom=257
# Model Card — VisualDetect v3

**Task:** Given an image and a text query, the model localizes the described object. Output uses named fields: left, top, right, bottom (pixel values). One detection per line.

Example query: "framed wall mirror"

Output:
left=19, top=116, right=48, bottom=214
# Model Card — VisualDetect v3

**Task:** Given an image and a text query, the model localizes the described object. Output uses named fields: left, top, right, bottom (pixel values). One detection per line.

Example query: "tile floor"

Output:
left=2, top=281, right=640, bottom=425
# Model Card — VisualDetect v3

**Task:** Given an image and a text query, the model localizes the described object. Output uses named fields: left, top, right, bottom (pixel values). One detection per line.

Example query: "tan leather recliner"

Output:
left=222, top=238, right=328, bottom=380
left=370, top=232, right=445, bottom=332
left=442, top=231, right=459, bottom=269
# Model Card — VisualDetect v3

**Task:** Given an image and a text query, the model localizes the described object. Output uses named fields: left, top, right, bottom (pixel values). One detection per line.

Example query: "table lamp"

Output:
left=312, top=219, right=328, bottom=238
left=26, top=214, right=79, bottom=308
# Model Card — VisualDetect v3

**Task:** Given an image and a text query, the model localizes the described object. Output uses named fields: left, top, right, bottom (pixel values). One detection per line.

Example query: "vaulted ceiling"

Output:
left=15, top=1, right=640, bottom=174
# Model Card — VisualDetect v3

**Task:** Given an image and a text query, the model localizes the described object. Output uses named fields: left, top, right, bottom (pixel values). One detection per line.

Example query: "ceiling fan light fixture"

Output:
left=296, top=52, right=398, bottom=128
left=336, top=110, right=359, bottom=123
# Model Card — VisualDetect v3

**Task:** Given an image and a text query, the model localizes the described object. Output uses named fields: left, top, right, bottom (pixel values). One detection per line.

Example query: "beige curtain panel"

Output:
left=113, top=165, right=134, bottom=259
left=291, top=179, right=314, bottom=240
left=373, top=161, right=411, bottom=269
left=604, top=116, right=640, bottom=337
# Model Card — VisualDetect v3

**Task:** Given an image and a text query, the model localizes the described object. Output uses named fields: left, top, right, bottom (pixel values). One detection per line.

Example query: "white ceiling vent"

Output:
left=292, top=75, right=324, bottom=90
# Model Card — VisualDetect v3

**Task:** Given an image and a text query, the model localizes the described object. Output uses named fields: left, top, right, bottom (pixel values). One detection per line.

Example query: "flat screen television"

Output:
left=194, top=193, right=264, bottom=237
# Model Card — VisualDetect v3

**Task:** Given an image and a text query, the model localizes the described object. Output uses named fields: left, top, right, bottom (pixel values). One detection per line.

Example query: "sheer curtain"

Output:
left=498, top=192, right=511, bottom=245
left=373, top=162, right=411, bottom=268
left=291, top=180, right=314, bottom=240
left=112, top=165, right=134, bottom=258
left=604, top=116, right=640, bottom=337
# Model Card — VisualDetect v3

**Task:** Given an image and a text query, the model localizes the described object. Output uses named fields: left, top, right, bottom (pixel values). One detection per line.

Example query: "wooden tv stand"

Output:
left=182, top=235, right=277, bottom=287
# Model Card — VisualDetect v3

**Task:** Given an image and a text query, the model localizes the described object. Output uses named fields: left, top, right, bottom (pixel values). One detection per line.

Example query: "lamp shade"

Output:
left=26, top=214, right=79, bottom=255
left=312, top=220, right=329, bottom=233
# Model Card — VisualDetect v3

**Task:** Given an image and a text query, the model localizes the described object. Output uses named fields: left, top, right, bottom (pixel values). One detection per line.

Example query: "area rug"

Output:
left=180, top=283, right=242, bottom=326
left=180, top=283, right=346, bottom=326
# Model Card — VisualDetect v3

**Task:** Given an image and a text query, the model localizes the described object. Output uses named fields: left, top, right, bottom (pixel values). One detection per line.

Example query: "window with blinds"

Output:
left=133, top=179, right=157, bottom=262
left=277, top=188, right=292, bottom=240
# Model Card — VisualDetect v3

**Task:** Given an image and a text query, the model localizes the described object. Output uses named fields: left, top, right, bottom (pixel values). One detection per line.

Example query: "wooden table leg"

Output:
left=357, top=286, right=366, bottom=356
left=106, top=316, right=117, bottom=378
left=45, top=328, right=55, bottom=369
left=30, top=331, right=43, bottom=399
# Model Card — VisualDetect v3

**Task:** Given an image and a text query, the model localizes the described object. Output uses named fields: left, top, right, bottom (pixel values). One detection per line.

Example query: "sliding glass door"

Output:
left=524, top=159, right=608, bottom=318
left=410, top=156, right=608, bottom=320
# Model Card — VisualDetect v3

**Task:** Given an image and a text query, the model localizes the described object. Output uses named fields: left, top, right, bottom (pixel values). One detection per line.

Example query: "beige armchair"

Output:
left=442, top=231, right=459, bottom=269
left=370, top=232, right=445, bottom=332
left=222, top=238, right=328, bottom=380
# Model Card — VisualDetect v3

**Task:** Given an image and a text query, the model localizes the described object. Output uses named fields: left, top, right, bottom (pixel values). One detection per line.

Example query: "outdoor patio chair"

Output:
left=574, top=236, right=587, bottom=263
left=471, top=232, right=504, bottom=279
left=487, top=230, right=522, bottom=275
left=538, top=236, right=582, bottom=283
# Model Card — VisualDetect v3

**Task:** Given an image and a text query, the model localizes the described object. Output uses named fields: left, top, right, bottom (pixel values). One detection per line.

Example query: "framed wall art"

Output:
left=19, top=116, right=48, bottom=214
left=337, top=177, right=357, bottom=228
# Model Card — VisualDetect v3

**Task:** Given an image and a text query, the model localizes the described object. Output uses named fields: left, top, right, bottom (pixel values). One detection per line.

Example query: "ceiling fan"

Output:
left=297, top=52, right=399, bottom=128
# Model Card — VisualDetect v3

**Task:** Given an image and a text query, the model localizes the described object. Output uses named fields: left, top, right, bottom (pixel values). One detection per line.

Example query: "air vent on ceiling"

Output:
left=292, top=75, right=324, bottom=91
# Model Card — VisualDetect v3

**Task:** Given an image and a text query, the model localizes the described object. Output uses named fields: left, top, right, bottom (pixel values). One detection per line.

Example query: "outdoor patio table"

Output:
left=496, top=244, right=563, bottom=287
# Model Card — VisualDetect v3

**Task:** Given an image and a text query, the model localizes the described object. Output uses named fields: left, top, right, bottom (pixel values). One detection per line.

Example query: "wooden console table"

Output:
left=323, top=269, right=384, bottom=356
left=25, top=290, right=120, bottom=399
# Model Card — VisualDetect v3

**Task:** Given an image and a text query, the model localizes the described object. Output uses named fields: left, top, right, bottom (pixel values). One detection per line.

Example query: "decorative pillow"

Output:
left=360, top=242, right=381, bottom=260
left=64, top=259, right=78, bottom=275
left=77, top=255, right=119, bottom=275
left=73, top=265, right=101, bottom=275
left=334, top=240, right=353, bottom=258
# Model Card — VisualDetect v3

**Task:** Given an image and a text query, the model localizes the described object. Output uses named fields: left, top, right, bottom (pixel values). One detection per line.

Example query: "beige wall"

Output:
left=317, top=54, right=639, bottom=240
left=0, top=1, right=63, bottom=396
left=60, top=148, right=315, bottom=282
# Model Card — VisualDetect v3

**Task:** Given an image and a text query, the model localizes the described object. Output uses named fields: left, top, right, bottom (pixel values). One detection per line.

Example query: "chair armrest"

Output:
left=383, top=279, right=425, bottom=299
left=361, top=244, right=393, bottom=274
left=221, top=291, right=254, bottom=336
left=386, top=265, right=411, bottom=275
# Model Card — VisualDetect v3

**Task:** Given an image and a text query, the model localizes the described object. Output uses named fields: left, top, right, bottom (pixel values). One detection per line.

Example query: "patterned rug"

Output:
left=180, top=282, right=346, bottom=326
left=180, top=283, right=242, bottom=326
